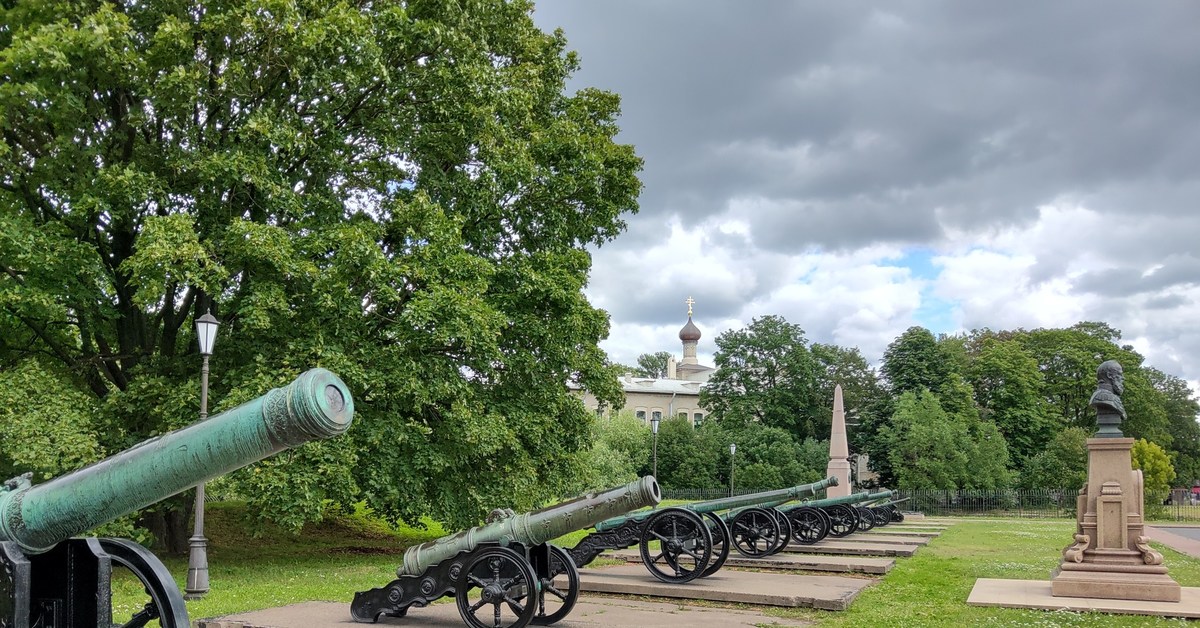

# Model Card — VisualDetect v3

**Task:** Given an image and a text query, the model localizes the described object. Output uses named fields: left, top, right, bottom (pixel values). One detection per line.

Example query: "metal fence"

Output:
left=660, top=487, right=1200, bottom=522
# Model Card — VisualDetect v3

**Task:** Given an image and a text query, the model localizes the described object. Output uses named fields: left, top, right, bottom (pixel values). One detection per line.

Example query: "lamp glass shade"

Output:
left=196, top=312, right=220, bottom=355
left=730, top=443, right=736, bottom=455
left=650, top=416, right=660, bottom=434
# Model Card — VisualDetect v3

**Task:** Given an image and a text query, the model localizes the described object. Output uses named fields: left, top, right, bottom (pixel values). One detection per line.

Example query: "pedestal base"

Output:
left=1051, top=568, right=1181, bottom=602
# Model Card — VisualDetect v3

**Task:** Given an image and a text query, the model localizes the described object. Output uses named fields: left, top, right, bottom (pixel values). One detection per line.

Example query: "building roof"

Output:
left=618, top=375, right=705, bottom=395
left=678, top=316, right=702, bottom=342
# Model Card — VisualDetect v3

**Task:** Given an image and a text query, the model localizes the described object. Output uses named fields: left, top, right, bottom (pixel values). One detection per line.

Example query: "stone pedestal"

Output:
left=1051, top=437, right=1180, bottom=602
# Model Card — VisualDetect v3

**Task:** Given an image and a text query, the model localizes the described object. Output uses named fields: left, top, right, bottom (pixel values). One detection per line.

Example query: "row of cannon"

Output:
left=0, top=367, right=909, bottom=628
left=352, top=474, right=910, bottom=628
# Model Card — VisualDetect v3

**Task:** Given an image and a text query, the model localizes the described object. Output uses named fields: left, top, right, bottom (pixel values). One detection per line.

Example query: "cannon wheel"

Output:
left=456, top=545, right=539, bottom=628
left=729, top=507, right=781, bottom=558
left=699, top=511, right=731, bottom=578
left=871, top=507, right=891, bottom=528
left=531, top=544, right=578, bottom=626
left=890, top=506, right=905, bottom=523
left=787, top=506, right=828, bottom=544
left=99, top=538, right=190, bottom=628
left=768, top=508, right=792, bottom=554
left=638, top=507, right=714, bottom=584
left=855, top=506, right=876, bottom=532
left=824, top=504, right=859, bottom=538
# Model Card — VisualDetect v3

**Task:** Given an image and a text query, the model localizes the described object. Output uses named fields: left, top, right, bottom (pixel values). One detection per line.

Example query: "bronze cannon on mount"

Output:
left=780, top=489, right=896, bottom=544
left=563, top=476, right=838, bottom=583
left=351, top=477, right=661, bottom=628
left=0, top=368, right=355, bottom=628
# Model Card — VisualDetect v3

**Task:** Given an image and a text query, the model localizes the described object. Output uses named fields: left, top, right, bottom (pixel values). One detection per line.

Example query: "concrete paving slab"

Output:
left=968, top=578, right=1200, bottom=619
left=606, top=549, right=894, bottom=574
left=827, top=534, right=929, bottom=546
left=782, top=540, right=918, bottom=557
left=865, top=528, right=939, bottom=537
left=196, top=597, right=814, bottom=627
left=578, top=564, right=874, bottom=610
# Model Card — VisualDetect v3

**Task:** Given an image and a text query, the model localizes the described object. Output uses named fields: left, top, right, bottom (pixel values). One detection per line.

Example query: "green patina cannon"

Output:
left=566, top=476, right=838, bottom=583
left=0, top=368, right=355, bottom=628
left=781, top=489, right=894, bottom=544
left=351, top=476, right=660, bottom=628
left=867, top=496, right=911, bottom=525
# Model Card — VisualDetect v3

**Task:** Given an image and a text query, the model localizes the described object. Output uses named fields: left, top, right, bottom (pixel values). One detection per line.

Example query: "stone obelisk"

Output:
left=1051, top=360, right=1180, bottom=602
left=826, top=384, right=852, bottom=497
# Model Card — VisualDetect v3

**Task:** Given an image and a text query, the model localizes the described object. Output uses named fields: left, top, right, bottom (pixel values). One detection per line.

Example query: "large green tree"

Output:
left=0, top=0, right=641, bottom=547
left=635, top=351, right=672, bottom=379
left=1145, top=368, right=1200, bottom=486
left=700, top=315, right=822, bottom=439
left=967, top=338, right=1053, bottom=468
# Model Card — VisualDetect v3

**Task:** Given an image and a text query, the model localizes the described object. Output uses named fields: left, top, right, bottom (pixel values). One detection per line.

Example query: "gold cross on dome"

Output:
left=685, top=296, right=695, bottom=317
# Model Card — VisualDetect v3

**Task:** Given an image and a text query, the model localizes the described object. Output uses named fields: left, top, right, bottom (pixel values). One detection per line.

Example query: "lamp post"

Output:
left=185, top=311, right=220, bottom=600
left=650, top=414, right=661, bottom=479
left=729, top=443, right=737, bottom=497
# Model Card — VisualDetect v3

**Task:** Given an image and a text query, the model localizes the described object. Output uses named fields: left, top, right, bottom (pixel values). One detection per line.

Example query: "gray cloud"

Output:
left=534, top=2, right=1200, bottom=383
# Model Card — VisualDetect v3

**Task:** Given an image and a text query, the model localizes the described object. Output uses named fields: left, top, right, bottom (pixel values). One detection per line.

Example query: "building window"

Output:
left=677, top=411, right=687, bottom=420
left=652, top=410, right=662, bottom=423
left=636, top=410, right=646, bottom=423
left=693, top=412, right=704, bottom=428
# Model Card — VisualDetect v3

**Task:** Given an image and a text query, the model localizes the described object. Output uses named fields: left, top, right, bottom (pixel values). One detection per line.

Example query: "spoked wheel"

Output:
left=824, top=504, right=859, bottom=538
left=699, top=511, right=731, bottom=578
left=456, top=546, right=539, bottom=628
left=531, top=545, right=578, bottom=626
left=787, top=506, right=828, bottom=544
left=855, top=506, right=876, bottom=532
left=871, top=507, right=891, bottom=527
left=99, top=538, right=189, bottom=628
left=638, top=507, right=714, bottom=583
left=729, top=507, right=782, bottom=558
left=890, top=506, right=905, bottom=523
left=768, top=508, right=792, bottom=554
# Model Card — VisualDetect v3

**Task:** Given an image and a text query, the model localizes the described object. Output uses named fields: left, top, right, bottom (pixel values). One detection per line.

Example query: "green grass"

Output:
left=764, top=519, right=1199, bottom=627
left=113, top=507, right=1200, bottom=627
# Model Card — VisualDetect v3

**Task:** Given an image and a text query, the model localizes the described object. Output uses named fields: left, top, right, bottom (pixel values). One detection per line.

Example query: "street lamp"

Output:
left=650, top=414, right=661, bottom=479
left=729, top=443, right=737, bottom=497
left=185, top=310, right=219, bottom=600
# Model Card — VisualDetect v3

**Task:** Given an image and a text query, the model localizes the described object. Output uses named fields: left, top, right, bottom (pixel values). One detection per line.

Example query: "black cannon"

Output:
left=351, top=477, right=661, bottom=628
left=0, top=368, right=355, bottom=628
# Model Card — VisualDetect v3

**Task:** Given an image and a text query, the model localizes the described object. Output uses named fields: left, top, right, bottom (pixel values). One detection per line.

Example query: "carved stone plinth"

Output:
left=1051, top=437, right=1180, bottom=602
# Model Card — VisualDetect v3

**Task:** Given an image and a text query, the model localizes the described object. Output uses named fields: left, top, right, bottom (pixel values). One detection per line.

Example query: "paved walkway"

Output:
left=1146, top=525, right=1200, bottom=558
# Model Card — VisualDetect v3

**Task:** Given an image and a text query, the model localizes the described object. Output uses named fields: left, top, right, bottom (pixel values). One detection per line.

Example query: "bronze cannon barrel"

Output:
left=399, top=476, right=660, bottom=577
left=0, top=368, right=355, bottom=554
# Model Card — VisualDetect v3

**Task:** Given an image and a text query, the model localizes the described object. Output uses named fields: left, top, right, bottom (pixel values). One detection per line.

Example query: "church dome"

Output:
left=679, top=317, right=701, bottom=342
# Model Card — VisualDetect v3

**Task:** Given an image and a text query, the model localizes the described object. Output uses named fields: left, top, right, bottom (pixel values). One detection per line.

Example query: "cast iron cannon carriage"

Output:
left=780, top=489, right=894, bottom=544
left=564, top=476, right=837, bottom=583
left=867, top=496, right=910, bottom=525
left=350, top=476, right=661, bottom=628
left=0, top=368, right=356, bottom=628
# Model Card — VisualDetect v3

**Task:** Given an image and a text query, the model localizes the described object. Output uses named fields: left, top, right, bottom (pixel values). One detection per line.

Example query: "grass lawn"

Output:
left=118, top=506, right=1200, bottom=627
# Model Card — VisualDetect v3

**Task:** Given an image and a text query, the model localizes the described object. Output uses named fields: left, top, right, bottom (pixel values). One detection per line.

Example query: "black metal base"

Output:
left=565, top=520, right=642, bottom=568
left=351, top=545, right=473, bottom=623
left=0, top=537, right=186, bottom=628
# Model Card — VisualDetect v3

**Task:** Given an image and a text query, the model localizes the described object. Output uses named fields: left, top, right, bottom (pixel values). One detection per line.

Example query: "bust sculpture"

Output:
left=1089, top=359, right=1126, bottom=437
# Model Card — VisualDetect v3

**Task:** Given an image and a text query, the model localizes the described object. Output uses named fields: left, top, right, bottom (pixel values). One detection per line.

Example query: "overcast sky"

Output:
left=531, top=2, right=1200, bottom=393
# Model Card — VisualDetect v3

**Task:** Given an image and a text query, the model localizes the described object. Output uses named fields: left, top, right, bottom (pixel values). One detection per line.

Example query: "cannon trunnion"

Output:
left=0, top=368, right=356, bottom=628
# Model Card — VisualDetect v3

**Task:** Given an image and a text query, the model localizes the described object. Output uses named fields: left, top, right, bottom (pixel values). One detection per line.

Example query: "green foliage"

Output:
left=1146, top=367, right=1200, bottom=485
left=0, top=359, right=104, bottom=482
left=968, top=338, right=1053, bottom=466
left=1019, top=427, right=1089, bottom=490
left=810, top=343, right=887, bottom=453
left=1132, top=438, right=1176, bottom=502
left=881, top=326, right=951, bottom=396
left=652, top=417, right=722, bottom=489
left=635, top=351, right=672, bottom=378
left=882, top=390, right=971, bottom=489
left=576, top=410, right=647, bottom=490
left=719, top=423, right=828, bottom=490
left=0, top=0, right=642, bottom=536
left=700, top=315, right=822, bottom=439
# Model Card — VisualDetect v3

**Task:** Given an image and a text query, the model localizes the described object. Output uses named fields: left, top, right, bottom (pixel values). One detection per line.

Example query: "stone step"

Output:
left=782, top=540, right=918, bottom=557
left=579, top=564, right=876, bottom=610
left=605, top=548, right=894, bottom=574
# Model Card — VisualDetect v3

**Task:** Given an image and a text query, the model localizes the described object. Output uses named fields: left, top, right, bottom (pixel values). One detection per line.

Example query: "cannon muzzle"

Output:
left=0, top=368, right=354, bottom=554
left=399, top=476, right=660, bottom=577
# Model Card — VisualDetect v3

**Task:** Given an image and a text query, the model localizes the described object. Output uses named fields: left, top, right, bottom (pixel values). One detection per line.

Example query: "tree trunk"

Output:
left=139, top=495, right=193, bottom=555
